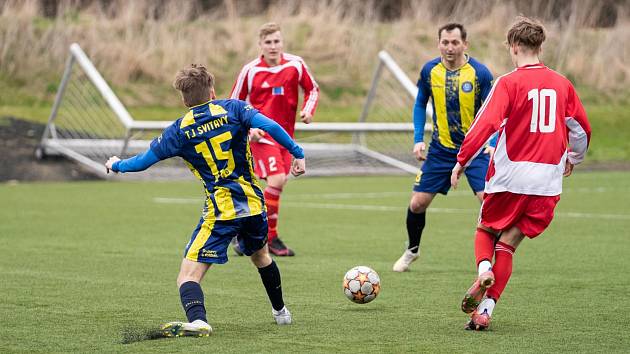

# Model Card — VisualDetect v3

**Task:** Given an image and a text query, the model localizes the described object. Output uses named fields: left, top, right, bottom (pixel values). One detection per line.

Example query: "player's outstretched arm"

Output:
left=104, top=149, right=160, bottom=174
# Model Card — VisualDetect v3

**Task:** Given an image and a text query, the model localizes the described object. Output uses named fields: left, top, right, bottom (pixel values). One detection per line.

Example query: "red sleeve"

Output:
left=565, top=83, right=591, bottom=164
left=299, top=60, right=319, bottom=116
left=457, top=77, right=510, bottom=166
left=230, top=66, right=250, bottom=100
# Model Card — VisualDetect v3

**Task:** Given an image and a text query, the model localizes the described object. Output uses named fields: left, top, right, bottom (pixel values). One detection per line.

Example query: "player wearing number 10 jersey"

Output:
left=105, top=65, right=305, bottom=336
left=451, top=17, right=591, bottom=331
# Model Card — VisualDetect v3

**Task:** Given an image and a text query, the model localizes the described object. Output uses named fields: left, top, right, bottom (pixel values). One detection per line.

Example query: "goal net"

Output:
left=39, top=44, right=430, bottom=178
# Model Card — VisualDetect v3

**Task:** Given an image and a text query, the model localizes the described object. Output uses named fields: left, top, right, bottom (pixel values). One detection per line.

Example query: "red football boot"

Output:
left=268, top=237, right=295, bottom=257
left=465, top=309, right=491, bottom=331
left=461, top=270, right=495, bottom=314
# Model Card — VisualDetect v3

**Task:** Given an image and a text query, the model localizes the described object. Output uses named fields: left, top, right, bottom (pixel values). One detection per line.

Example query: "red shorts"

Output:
left=479, top=192, right=561, bottom=238
left=250, top=140, right=292, bottom=178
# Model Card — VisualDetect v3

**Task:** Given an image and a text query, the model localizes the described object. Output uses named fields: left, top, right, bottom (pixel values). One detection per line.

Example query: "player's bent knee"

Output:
left=266, top=174, right=287, bottom=188
left=498, top=226, right=525, bottom=248
left=176, top=259, right=211, bottom=286
left=409, top=203, right=426, bottom=213
left=250, top=247, right=272, bottom=268
left=409, top=198, right=429, bottom=213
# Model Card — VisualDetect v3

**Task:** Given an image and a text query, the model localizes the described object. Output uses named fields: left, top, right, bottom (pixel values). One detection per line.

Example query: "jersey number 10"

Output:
left=528, top=88, right=557, bottom=133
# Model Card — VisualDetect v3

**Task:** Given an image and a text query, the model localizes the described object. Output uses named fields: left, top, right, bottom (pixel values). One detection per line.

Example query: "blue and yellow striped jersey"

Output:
left=150, top=99, right=265, bottom=220
left=417, top=55, right=493, bottom=152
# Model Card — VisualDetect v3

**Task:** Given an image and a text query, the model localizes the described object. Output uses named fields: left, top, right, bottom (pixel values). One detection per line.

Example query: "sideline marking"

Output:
left=153, top=198, right=629, bottom=220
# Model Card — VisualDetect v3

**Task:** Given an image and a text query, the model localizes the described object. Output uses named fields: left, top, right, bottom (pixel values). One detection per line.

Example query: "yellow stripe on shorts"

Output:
left=185, top=218, right=216, bottom=261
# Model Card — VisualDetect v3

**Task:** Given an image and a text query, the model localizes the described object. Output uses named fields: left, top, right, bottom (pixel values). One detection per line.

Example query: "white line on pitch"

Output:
left=152, top=198, right=629, bottom=220
left=153, top=197, right=203, bottom=204
left=153, top=187, right=610, bottom=203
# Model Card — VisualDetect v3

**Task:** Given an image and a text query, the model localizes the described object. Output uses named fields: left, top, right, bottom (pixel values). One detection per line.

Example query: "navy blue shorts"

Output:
left=413, top=147, right=489, bottom=195
left=184, top=213, right=268, bottom=264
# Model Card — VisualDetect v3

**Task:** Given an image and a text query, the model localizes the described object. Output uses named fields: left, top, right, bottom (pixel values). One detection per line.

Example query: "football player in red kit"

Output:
left=231, top=22, right=319, bottom=256
left=451, top=16, right=591, bottom=330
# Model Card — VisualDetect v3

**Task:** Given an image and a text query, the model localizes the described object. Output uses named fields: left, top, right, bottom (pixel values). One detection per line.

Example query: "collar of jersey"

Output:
left=189, top=100, right=212, bottom=112
left=518, top=62, right=545, bottom=70
left=259, top=54, right=288, bottom=67
left=439, top=54, right=470, bottom=72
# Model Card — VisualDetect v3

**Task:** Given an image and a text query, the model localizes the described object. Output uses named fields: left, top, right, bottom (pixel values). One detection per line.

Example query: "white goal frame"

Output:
left=39, top=44, right=430, bottom=177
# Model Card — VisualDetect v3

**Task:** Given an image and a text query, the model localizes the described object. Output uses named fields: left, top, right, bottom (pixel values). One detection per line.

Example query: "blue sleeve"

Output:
left=488, top=133, right=498, bottom=148
left=414, top=66, right=431, bottom=143
left=112, top=149, right=160, bottom=173
left=251, top=113, right=304, bottom=159
left=233, top=100, right=259, bottom=129
left=149, top=121, right=183, bottom=160
left=479, top=66, right=494, bottom=101
left=478, top=65, right=496, bottom=148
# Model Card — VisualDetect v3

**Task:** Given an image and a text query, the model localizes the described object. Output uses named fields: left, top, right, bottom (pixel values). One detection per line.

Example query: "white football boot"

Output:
left=272, top=306, right=292, bottom=325
left=161, top=319, right=212, bottom=337
left=392, top=249, right=420, bottom=272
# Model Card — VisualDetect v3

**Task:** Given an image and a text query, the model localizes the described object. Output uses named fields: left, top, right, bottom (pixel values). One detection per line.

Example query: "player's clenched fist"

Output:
left=249, top=128, right=265, bottom=143
left=291, top=158, right=305, bottom=177
left=105, top=156, right=121, bottom=174
left=413, top=142, right=427, bottom=161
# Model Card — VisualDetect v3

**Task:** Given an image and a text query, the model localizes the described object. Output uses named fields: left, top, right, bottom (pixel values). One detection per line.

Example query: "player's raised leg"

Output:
left=393, top=191, right=435, bottom=272
left=465, top=227, right=522, bottom=330
left=485, top=227, right=522, bottom=303
left=462, top=227, right=497, bottom=313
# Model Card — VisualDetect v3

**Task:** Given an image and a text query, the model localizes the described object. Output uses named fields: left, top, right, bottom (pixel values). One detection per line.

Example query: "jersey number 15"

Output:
left=194, top=131, right=235, bottom=180
left=528, top=88, right=557, bottom=133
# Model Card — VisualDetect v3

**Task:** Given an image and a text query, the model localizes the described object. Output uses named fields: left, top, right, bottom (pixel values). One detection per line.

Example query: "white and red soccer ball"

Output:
left=343, top=266, right=381, bottom=304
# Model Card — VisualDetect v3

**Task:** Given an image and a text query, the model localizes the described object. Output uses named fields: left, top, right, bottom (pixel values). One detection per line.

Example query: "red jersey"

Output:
left=457, top=63, right=591, bottom=196
left=230, top=53, right=319, bottom=138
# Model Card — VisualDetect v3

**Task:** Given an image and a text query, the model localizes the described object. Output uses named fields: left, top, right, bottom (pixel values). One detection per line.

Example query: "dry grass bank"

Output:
left=0, top=0, right=628, bottom=106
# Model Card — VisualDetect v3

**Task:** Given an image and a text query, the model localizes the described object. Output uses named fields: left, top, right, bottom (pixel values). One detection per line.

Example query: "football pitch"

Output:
left=1, top=171, right=629, bottom=353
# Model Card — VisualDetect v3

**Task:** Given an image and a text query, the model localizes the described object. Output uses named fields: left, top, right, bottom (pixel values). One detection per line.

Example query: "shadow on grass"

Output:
left=120, top=326, right=166, bottom=344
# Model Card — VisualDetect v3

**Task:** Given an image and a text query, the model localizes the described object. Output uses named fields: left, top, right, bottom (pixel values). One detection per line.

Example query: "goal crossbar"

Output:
left=39, top=44, right=429, bottom=178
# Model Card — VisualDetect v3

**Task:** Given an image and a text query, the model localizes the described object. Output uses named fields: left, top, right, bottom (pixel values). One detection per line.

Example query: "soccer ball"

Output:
left=343, top=266, right=381, bottom=304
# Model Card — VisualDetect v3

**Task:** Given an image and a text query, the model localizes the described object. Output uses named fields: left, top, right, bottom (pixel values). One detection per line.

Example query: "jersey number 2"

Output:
left=528, top=88, right=556, bottom=133
left=194, top=131, right=235, bottom=180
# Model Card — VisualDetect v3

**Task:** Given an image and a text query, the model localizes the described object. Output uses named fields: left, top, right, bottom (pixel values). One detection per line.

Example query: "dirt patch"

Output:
left=0, top=116, right=99, bottom=182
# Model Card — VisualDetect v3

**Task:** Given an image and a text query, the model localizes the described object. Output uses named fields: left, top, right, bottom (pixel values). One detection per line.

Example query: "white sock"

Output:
left=478, top=298, right=496, bottom=316
left=478, top=260, right=492, bottom=276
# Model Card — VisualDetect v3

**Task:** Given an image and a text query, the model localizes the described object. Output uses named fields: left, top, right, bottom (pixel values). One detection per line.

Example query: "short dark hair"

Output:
left=438, top=23, right=467, bottom=41
left=507, top=16, right=546, bottom=53
left=172, top=64, right=214, bottom=107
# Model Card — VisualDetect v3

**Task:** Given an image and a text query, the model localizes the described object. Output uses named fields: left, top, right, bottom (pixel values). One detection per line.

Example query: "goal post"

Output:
left=39, top=44, right=430, bottom=178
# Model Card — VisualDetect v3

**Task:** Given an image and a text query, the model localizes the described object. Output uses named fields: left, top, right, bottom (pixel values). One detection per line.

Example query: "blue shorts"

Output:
left=413, top=147, right=489, bottom=195
left=184, top=213, right=268, bottom=264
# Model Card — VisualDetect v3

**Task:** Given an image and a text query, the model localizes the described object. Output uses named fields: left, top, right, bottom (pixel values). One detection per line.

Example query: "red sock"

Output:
left=264, top=185, right=282, bottom=242
left=475, top=228, right=496, bottom=266
left=486, top=241, right=515, bottom=302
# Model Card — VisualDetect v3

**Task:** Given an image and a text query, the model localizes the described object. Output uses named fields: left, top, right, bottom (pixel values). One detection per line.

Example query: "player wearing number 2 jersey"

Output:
left=451, top=17, right=591, bottom=331
left=230, top=22, right=319, bottom=256
left=105, top=65, right=305, bottom=336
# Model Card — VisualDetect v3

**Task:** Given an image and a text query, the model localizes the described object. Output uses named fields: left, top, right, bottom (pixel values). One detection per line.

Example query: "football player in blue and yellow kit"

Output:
left=393, top=23, right=495, bottom=272
left=105, top=65, right=304, bottom=336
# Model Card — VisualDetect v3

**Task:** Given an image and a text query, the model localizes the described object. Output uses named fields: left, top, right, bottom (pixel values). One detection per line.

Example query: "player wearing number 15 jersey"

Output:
left=105, top=65, right=305, bottom=336
left=451, top=17, right=591, bottom=331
